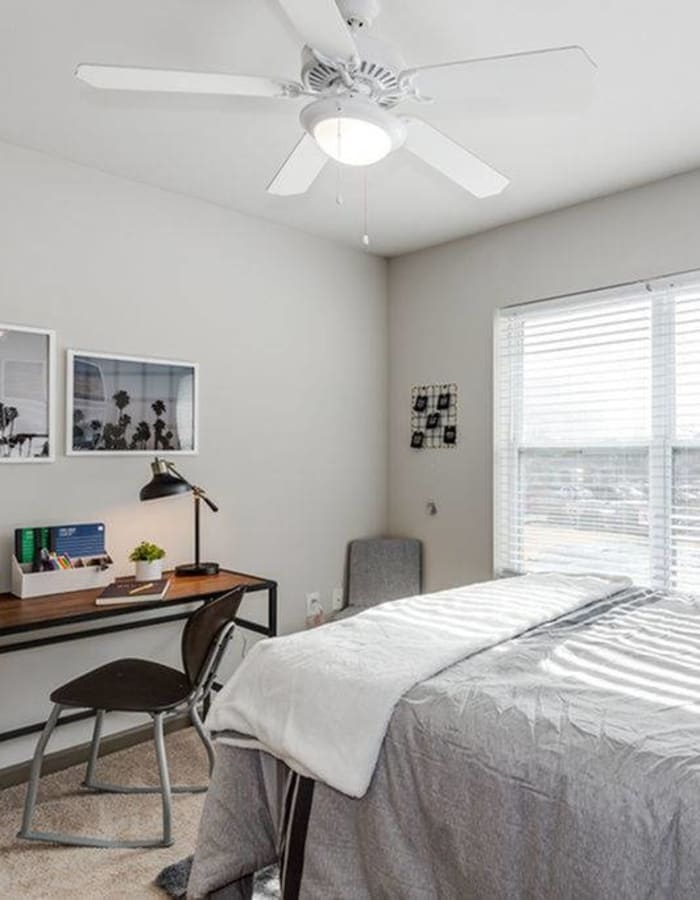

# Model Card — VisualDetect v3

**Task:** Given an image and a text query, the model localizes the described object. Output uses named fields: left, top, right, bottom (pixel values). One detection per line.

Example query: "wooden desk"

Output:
left=0, top=568, right=277, bottom=744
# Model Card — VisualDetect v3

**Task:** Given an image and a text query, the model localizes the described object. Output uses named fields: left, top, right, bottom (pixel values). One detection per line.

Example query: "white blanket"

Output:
left=206, top=573, right=631, bottom=798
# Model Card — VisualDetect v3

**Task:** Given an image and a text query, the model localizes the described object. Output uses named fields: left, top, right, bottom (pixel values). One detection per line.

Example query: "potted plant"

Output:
left=129, top=541, right=166, bottom=582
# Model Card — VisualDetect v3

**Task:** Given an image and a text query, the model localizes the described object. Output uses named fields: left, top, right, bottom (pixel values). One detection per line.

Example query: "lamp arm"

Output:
left=194, top=489, right=219, bottom=514
left=164, top=461, right=219, bottom=513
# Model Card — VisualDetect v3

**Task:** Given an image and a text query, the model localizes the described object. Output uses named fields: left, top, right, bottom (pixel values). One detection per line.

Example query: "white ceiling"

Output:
left=3, top=0, right=700, bottom=257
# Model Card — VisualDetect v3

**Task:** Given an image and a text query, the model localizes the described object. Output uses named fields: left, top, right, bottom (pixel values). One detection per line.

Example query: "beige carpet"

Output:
left=0, top=728, right=209, bottom=899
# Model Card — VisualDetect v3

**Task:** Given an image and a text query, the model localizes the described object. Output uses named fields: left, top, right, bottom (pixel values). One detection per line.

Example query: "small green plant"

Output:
left=129, top=541, right=166, bottom=563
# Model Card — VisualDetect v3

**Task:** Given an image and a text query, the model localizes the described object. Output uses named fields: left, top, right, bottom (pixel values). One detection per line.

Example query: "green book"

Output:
left=14, top=527, right=50, bottom=567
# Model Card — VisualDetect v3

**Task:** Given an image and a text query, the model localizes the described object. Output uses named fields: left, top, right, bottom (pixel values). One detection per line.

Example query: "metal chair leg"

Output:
left=85, top=708, right=210, bottom=796
left=18, top=703, right=62, bottom=840
left=18, top=707, right=174, bottom=849
left=191, top=703, right=215, bottom=777
left=82, top=709, right=104, bottom=789
left=153, top=712, right=173, bottom=847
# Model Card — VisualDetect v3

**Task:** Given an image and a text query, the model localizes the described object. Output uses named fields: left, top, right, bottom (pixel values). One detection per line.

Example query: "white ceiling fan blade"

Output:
left=276, top=0, right=357, bottom=62
left=267, top=134, right=329, bottom=196
left=402, top=46, right=596, bottom=111
left=75, top=64, right=302, bottom=98
left=405, top=119, right=508, bottom=199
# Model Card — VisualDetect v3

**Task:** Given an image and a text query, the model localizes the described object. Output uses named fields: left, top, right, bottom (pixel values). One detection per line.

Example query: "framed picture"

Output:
left=0, top=323, right=55, bottom=463
left=67, top=351, right=198, bottom=456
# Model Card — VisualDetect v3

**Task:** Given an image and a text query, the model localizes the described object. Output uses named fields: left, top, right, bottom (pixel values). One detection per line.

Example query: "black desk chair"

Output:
left=19, top=585, right=246, bottom=849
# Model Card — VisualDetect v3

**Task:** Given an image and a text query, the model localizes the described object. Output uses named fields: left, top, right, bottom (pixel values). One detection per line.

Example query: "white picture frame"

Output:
left=66, top=350, right=199, bottom=456
left=0, top=323, right=56, bottom=463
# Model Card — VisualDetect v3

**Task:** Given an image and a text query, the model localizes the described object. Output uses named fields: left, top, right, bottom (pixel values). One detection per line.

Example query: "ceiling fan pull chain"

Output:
left=362, top=169, right=370, bottom=248
left=336, top=115, right=344, bottom=206
left=336, top=111, right=343, bottom=165
left=336, top=164, right=344, bottom=206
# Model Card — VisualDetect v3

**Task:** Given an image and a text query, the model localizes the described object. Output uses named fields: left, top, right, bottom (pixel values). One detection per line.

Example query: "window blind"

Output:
left=671, top=288, right=700, bottom=592
left=494, top=271, right=700, bottom=592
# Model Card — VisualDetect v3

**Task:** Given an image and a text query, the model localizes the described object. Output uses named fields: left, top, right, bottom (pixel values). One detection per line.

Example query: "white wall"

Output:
left=0, top=141, right=388, bottom=767
left=388, top=168, right=700, bottom=592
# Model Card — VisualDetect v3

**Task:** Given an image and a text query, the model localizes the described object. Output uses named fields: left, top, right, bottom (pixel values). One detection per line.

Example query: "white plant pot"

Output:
left=134, top=560, right=163, bottom=582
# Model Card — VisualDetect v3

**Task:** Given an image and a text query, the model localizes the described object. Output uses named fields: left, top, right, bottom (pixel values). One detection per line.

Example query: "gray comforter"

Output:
left=188, top=587, right=700, bottom=899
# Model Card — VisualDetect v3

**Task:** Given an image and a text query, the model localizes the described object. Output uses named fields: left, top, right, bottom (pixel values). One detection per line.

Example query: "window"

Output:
left=494, top=271, right=700, bottom=593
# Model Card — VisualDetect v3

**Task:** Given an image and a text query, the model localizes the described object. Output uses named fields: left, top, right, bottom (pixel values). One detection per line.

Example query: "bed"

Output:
left=187, top=579, right=700, bottom=899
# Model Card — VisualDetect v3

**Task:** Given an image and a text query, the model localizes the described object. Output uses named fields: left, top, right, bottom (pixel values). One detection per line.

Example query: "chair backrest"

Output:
left=345, top=537, right=422, bottom=609
left=181, top=586, right=246, bottom=688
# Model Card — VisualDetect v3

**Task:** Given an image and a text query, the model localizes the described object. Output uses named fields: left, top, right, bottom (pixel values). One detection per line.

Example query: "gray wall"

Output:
left=388, top=168, right=700, bottom=592
left=0, top=141, right=388, bottom=767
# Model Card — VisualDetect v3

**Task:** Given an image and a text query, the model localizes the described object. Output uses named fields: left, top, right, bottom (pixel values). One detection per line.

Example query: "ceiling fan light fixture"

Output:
left=313, top=116, right=391, bottom=166
left=300, top=97, right=406, bottom=166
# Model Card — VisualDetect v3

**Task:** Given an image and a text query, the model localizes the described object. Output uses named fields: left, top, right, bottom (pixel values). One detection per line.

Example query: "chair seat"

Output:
left=51, top=659, right=192, bottom=712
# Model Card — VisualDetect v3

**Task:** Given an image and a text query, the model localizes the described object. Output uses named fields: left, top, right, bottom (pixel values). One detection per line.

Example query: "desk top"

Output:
left=0, top=569, right=274, bottom=636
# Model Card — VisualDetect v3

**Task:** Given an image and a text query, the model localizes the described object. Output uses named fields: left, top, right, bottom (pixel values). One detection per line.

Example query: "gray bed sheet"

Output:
left=189, top=587, right=700, bottom=899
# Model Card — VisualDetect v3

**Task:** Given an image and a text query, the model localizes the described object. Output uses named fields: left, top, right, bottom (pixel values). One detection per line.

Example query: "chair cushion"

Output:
left=51, top=658, right=191, bottom=712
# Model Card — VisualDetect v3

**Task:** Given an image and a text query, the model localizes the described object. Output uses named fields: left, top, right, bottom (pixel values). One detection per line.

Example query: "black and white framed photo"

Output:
left=0, top=323, right=56, bottom=463
left=67, top=351, right=198, bottom=456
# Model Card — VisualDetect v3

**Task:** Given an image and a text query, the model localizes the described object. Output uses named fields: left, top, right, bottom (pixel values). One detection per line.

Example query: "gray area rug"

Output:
left=155, top=856, right=280, bottom=899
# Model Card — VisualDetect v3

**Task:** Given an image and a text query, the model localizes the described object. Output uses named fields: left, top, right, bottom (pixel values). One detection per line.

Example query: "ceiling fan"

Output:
left=75, top=0, right=596, bottom=200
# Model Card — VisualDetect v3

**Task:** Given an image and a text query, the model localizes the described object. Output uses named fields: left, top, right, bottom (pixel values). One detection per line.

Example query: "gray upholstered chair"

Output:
left=332, top=537, right=422, bottom=621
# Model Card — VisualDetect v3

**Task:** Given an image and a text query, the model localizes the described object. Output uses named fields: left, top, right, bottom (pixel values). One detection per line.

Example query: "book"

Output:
left=96, top=578, right=171, bottom=605
left=54, top=523, right=106, bottom=558
left=15, top=527, right=51, bottom=568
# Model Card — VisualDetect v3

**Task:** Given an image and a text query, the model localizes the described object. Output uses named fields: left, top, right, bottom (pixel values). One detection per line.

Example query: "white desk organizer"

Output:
left=11, top=555, right=114, bottom=599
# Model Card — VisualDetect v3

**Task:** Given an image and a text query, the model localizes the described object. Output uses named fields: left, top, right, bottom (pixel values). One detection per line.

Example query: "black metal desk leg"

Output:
left=268, top=584, right=278, bottom=637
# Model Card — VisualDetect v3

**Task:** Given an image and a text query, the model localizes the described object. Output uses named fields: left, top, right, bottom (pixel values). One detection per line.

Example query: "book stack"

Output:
left=15, top=523, right=110, bottom=572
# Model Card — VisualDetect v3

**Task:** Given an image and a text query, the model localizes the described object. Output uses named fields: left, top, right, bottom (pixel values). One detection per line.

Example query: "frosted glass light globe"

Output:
left=301, top=97, right=406, bottom=167
left=313, top=115, right=393, bottom=166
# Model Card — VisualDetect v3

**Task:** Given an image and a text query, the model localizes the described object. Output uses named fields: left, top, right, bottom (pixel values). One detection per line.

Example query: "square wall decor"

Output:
left=411, top=383, right=458, bottom=449
left=0, top=323, right=55, bottom=463
left=67, top=351, right=198, bottom=455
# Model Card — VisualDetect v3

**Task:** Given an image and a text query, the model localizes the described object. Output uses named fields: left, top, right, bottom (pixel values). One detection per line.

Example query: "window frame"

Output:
left=494, top=270, right=700, bottom=592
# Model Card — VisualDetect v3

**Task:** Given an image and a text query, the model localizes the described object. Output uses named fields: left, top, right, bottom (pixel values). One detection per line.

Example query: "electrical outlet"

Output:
left=332, top=587, right=344, bottom=611
left=305, top=592, right=320, bottom=615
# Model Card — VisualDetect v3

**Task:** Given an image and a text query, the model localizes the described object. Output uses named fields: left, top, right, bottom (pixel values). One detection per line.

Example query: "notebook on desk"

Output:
left=96, top=579, right=171, bottom=605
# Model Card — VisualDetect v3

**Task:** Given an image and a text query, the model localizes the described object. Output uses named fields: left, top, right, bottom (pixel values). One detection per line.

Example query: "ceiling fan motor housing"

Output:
left=301, top=33, right=406, bottom=107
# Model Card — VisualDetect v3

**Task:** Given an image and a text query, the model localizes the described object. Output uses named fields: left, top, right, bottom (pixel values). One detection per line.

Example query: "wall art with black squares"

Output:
left=410, top=383, right=458, bottom=449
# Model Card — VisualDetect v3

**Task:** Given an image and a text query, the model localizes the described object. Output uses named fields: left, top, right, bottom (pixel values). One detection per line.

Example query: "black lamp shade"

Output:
left=138, top=457, right=219, bottom=577
left=139, top=472, right=190, bottom=501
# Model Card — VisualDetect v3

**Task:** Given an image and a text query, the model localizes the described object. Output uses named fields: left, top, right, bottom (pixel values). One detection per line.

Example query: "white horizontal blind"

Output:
left=672, top=287, right=700, bottom=592
left=494, top=271, right=700, bottom=592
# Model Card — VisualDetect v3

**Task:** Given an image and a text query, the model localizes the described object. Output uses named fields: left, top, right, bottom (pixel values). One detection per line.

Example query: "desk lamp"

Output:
left=139, top=457, right=219, bottom=577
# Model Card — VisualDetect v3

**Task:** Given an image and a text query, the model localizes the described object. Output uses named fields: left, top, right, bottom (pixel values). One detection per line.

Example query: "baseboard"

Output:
left=0, top=713, right=190, bottom=790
